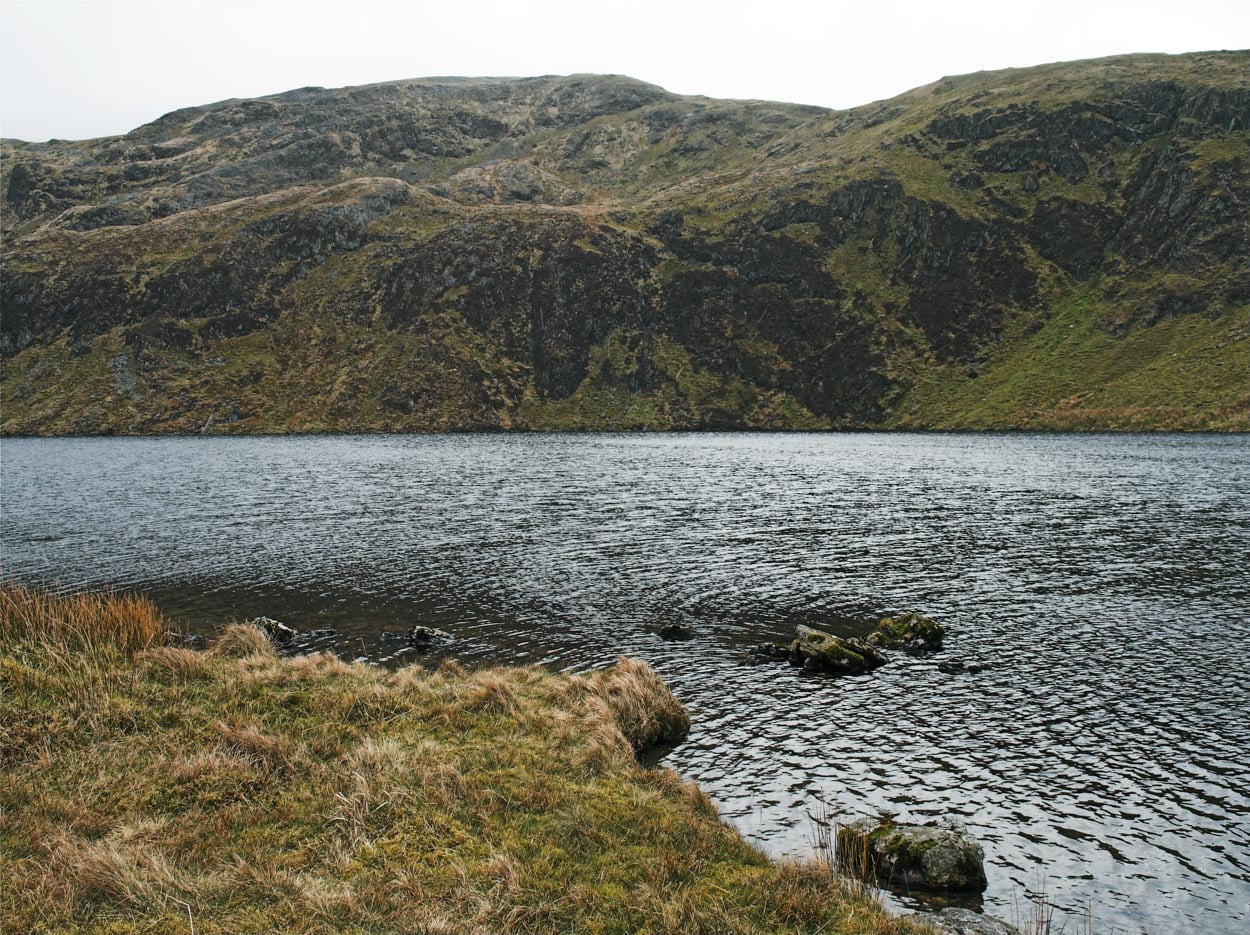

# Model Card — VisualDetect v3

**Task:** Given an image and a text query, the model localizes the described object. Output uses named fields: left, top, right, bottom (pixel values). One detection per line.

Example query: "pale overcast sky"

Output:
left=2, top=0, right=1247, bottom=141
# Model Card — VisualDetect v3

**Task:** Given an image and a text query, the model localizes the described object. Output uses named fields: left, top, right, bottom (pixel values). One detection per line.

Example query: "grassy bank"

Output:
left=0, top=583, right=927, bottom=934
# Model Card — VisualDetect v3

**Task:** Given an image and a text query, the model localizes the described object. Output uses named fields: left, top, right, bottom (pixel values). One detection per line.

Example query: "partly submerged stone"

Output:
left=408, top=625, right=453, bottom=647
left=248, top=616, right=297, bottom=642
left=911, top=908, right=1020, bottom=935
left=655, top=623, right=695, bottom=641
left=305, top=627, right=338, bottom=639
left=838, top=818, right=987, bottom=892
left=938, top=658, right=991, bottom=675
left=791, top=625, right=886, bottom=674
left=746, top=641, right=792, bottom=664
left=867, top=611, right=945, bottom=651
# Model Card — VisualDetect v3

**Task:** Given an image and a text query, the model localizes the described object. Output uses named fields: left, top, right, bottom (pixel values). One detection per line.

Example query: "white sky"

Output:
left=2, top=0, right=1247, bottom=141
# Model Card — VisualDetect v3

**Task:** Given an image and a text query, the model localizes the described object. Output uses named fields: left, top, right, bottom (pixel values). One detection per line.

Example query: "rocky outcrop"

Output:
left=791, top=626, right=887, bottom=673
left=838, top=818, right=988, bottom=892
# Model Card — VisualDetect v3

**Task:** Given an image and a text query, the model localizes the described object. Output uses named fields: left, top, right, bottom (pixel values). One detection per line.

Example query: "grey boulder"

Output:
left=837, top=818, right=987, bottom=891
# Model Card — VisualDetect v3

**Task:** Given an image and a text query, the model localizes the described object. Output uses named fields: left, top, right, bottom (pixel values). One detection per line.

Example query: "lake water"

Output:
left=3, top=432, right=1248, bottom=933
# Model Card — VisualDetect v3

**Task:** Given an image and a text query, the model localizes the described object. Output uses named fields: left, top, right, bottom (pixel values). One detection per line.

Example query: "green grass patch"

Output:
left=889, top=290, right=1250, bottom=430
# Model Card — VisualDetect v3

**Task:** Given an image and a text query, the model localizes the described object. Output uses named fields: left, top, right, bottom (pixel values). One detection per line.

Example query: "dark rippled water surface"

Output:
left=4, top=433, right=1248, bottom=932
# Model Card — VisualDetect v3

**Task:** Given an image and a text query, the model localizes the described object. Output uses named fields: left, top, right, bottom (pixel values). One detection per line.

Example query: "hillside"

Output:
left=2, top=52, right=1247, bottom=434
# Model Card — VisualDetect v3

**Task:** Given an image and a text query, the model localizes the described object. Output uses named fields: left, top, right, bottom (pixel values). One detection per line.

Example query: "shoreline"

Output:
left=4, top=426, right=1249, bottom=440
left=2, top=583, right=949, bottom=934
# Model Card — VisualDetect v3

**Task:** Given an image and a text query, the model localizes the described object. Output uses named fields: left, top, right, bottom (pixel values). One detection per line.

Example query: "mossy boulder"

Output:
left=837, top=818, right=987, bottom=892
left=789, top=625, right=887, bottom=674
left=867, top=612, right=945, bottom=652
left=248, top=615, right=296, bottom=642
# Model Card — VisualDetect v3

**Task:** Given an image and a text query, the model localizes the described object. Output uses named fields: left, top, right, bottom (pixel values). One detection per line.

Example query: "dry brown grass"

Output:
left=588, top=655, right=692, bottom=752
left=50, top=819, right=186, bottom=911
left=214, top=720, right=301, bottom=771
left=208, top=621, right=276, bottom=658
left=0, top=580, right=166, bottom=655
left=135, top=645, right=214, bottom=680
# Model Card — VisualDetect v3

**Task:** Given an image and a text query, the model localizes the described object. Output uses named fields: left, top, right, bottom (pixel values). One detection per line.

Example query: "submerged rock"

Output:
left=912, top=908, right=1020, bottom=934
left=791, top=625, right=886, bottom=674
left=867, top=612, right=945, bottom=651
left=249, top=616, right=297, bottom=642
left=655, top=623, right=694, bottom=641
left=837, top=818, right=987, bottom=892
left=408, top=625, right=453, bottom=647
left=938, top=658, right=992, bottom=675
left=746, top=641, right=792, bottom=664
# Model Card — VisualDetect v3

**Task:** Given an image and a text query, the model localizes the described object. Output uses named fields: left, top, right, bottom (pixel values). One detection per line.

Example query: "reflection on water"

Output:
left=3, top=432, right=1248, bottom=933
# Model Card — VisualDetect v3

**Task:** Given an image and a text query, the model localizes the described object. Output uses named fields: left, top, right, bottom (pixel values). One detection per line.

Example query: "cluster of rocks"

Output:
left=750, top=612, right=945, bottom=674
left=752, top=624, right=888, bottom=673
left=246, top=617, right=454, bottom=650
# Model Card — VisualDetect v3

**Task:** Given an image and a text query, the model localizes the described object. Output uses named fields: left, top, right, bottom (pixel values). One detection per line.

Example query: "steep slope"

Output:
left=2, top=53, right=1247, bottom=434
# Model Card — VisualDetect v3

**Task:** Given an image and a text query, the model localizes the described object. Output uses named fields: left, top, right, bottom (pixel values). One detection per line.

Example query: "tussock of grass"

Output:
left=1, top=583, right=929, bottom=934
left=208, top=621, right=277, bottom=658
left=589, top=655, right=693, bottom=753
left=0, top=581, right=166, bottom=655
left=136, top=645, right=215, bottom=680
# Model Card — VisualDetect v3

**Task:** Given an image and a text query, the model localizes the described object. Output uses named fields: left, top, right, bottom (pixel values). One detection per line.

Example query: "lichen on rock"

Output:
left=790, top=625, right=887, bottom=674
left=838, top=817, right=988, bottom=892
left=868, top=612, right=946, bottom=651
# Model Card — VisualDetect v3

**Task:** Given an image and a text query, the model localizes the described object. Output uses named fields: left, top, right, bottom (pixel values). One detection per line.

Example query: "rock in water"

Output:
left=912, top=908, right=1021, bottom=934
left=791, top=625, right=887, bottom=674
left=837, top=818, right=988, bottom=892
left=248, top=616, right=296, bottom=642
left=938, top=658, right=991, bottom=675
left=655, top=623, right=694, bottom=641
left=408, top=625, right=453, bottom=646
left=867, top=611, right=945, bottom=651
left=746, top=642, right=792, bottom=664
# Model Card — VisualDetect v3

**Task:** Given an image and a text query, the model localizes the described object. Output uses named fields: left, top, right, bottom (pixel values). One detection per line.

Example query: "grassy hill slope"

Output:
left=3, top=52, right=1247, bottom=433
